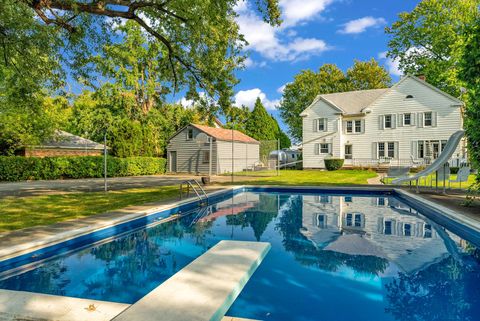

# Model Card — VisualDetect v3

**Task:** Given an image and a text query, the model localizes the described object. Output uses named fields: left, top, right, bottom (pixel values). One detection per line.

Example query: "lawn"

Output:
left=382, top=174, right=476, bottom=189
left=222, top=169, right=378, bottom=186
left=0, top=186, right=179, bottom=232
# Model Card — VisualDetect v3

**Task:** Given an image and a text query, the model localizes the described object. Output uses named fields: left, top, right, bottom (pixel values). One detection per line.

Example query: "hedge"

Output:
left=0, top=156, right=166, bottom=182
left=324, top=158, right=344, bottom=171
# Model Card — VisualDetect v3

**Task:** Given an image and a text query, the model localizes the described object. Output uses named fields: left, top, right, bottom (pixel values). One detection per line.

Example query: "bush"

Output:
left=324, top=158, right=344, bottom=171
left=0, top=156, right=166, bottom=182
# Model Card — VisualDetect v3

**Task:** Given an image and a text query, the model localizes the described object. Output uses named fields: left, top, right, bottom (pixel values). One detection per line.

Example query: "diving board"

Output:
left=112, top=240, right=271, bottom=321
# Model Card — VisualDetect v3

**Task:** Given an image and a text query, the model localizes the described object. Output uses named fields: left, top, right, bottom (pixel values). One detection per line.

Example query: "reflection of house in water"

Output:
left=301, top=195, right=450, bottom=273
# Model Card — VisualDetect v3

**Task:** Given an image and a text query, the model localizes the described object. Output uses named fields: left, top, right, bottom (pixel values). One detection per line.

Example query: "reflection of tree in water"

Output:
left=0, top=261, right=70, bottom=296
left=84, top=214, right=214, bottom=301
left=385, top=255, right=480, bottom=321
left=226, top=194, right=283, bottom=241
left=276, top=195, right=388, bottom=275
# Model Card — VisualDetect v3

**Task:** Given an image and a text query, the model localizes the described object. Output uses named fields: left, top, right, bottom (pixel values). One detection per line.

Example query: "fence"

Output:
left=346, top=157, right=467, bottom=169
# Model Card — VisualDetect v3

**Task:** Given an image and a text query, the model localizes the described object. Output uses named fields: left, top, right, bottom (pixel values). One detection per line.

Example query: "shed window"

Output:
left=202, top=151, right=210, bottom=164
left=187, top=128, right=194, bottom=140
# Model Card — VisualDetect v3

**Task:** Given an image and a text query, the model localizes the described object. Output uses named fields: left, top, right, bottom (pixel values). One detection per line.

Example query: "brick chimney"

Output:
left=417, top=74, right=426, bottom=81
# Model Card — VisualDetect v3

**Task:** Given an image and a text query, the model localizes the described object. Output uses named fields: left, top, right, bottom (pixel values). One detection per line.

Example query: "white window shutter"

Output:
left=392, top=114, right=397, bottom=129
left=398, top=114, right=404, bottom=127
left=411, top=113, right=416, bottom=126
left=372, top=142, right=378, bottom=159
left=361, top=119, right=365, bottom=133
left=394, top=142, right=399, bottom=159
left=328, top=143, right=332, bottom=154
left=432, top=112, right=438, bottom=127
left=411, top=141, right=418, bottom=158
left=418, top=113, right=424, bottom=128
left=379, top=115, right=384, bottom=130
left=324, top=118, right=328, bottom=132
left=313, top=119, right=318, bottom=132
left=314, top=143, right=319, bottom=155
left=342, top=121, right=347, bottom=133
left=333, top=119, right=338, bottom=132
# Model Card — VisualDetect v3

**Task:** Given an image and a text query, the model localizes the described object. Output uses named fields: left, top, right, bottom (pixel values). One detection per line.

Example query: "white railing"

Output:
left=348, top=157, right=466, bottom=168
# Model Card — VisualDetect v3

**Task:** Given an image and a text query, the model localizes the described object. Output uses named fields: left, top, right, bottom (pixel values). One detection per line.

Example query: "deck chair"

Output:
left=381, top=166, right=411, bottom=184
left=410, top=155, right=422, bottom=166
left=450, top=166, right=470, bottom=189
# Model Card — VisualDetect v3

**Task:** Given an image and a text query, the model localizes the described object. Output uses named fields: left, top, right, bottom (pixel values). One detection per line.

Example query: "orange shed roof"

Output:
left=192, top=124, right=259, bottom=144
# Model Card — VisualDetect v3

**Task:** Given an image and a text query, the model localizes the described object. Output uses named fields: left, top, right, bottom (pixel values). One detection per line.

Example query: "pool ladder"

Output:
left=180, top=179, right=209, bottom=206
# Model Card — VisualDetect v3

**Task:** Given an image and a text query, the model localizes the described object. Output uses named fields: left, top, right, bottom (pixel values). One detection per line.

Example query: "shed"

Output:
left=22, top=130, right=107, bottom=157
left=166, top=124, right=260, bottom=174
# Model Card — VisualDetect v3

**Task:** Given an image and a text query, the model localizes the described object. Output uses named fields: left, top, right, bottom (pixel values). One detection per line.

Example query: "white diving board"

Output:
left=112, top=240, right=271, bottom=321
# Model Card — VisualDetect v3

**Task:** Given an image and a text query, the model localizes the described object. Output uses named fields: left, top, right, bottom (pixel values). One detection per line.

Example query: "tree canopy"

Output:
left=386, top=0, right=480, bottom=97
left=278, top=60, right=391, bottom=141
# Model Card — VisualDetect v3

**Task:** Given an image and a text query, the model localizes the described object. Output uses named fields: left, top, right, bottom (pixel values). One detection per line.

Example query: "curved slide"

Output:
left=392, top=130, right=464, bottom=185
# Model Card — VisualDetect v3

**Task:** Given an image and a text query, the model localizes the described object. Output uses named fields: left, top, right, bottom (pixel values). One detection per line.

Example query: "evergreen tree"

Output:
left=245, top=98, right=278, bottom=141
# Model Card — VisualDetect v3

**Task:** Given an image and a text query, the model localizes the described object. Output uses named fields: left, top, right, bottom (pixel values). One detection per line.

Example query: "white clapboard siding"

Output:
left=302, top=77, right=463, bottom=168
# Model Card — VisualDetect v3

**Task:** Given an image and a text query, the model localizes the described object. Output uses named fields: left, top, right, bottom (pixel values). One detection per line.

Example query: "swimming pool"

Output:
left=1, top=187, right=479, bottom=320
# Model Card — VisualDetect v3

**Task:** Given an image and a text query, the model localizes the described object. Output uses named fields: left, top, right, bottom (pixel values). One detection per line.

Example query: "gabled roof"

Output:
left=300, top=75, right=464, bottom=117
left=34, top=130, right=107, bottom=150
left=191, top=124, right=259, bottom=144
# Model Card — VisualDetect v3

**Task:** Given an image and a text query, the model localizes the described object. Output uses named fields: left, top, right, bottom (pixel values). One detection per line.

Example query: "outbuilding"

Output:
left=166, top=124, right=260, bottom=174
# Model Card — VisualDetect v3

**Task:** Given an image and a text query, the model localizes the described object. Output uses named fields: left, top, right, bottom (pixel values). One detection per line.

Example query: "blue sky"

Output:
left=197, top=0, right=420, bottom=132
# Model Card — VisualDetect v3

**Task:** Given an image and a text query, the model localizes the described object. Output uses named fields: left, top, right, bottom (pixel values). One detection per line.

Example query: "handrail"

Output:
left=179, top=179, right=208, bottom=205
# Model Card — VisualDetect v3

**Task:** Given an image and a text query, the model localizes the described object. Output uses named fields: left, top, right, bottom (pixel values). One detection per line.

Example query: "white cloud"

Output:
left=339, top=16, right=386, bottom=34
left=378, top=51, right=402, bottom=77
left=243, top=57, right=267, bottom=68
left=277, top=84, right=286, bottom=94
left=234, top=88, right=279, bottom=110
left=279, top=0, right=333, bottom=27
left=235, top=1, right=331, bottom=62
left=177, top=92, right=208, bottom=108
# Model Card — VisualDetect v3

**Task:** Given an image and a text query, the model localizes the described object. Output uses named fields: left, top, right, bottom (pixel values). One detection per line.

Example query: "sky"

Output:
left=188, top=0, right=420, bottom=132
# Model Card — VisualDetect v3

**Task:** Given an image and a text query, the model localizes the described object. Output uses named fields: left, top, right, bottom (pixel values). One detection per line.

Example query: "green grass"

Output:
left=383, top=174, right=476, bottom=189
left=222, top=169, right=378, bottom=186
left=0, top=186, right=179, bottom=232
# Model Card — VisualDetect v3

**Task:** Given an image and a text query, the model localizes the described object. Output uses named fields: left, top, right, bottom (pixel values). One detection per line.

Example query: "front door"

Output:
left=170, top=151, right=177, bottom=172
left=344, top=145, right=353, bottom=165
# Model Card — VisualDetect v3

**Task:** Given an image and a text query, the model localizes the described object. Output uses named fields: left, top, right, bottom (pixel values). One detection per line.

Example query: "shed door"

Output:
left=170, top=151, right=177, bottom=172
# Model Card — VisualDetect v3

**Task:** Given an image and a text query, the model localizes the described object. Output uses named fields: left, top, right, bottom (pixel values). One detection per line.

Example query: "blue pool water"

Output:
left=1, top=190, right=480, bottom=321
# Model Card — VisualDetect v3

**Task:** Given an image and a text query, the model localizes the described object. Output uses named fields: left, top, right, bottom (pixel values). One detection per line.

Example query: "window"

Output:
left=346, top=120, right=362, bottom=133
left=320, top=195, right=330, bottom=203
left=346, top=121, right=353, bottom=133
left=424, top=224, right=432, bottom=238
left=378, top=142, right=396, bottom=159
left=187, top=128, right=194, bottom=140
left=355, top=120, right=362, bottom=133
left=202, top=151, right=210, bottom=164
left=345, top=145, right=352, bottom=160
left=424, top=112, right=432, bottom=126
left=378, top=142, right=385, bottom=158
left=384, top=220, right=392, bottom=235
left=406, top=94, right=414, bottom=99
left=418, top=141, right=425, bottom=158
left=404, top=223, right=411, bottom=236
left=377, top=197, right=386, bottom=206
left=344, top=196, right=352, bottom=203
left=320, top=143, right=330, bottom=154
left=354, top=214, right=362, bottom=227
left=317, top=118, right=327, bottom=131
left=316, top=214, right=326, bottom=228
left=291, top=154, right=296, bottom=158
left=384, top=115, right=392, bottom=128
left=404, top=113, right=411, bottom=126
left=346, top=213, right=353, bottom=226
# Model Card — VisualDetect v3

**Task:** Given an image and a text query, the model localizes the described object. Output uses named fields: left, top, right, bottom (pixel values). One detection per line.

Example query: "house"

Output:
left=300, top=75, right=465, bottom=169
left=166, top=124, right=260, bottom=174
left=21, top=130, right=107, bottom=157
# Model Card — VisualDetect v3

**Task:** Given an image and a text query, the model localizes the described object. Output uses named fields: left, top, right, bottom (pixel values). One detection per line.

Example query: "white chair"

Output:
left=450, top=166, right=470, bottom=189
left=410, top=155, right=422, bottom=166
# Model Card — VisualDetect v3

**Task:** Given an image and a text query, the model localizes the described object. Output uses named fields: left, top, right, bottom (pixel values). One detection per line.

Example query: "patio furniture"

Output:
left=450, top=166, right=470, bottom=189
left=410, top=155, right=422, bottom=166
left=381, top=166, right=410, bottom=184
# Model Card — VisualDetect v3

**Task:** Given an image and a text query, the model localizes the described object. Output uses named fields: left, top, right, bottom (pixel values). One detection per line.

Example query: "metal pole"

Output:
left=103, top=130, right=107, bottom=192
left=208, top=136, right=212, bottom=179
left=277, top=139, right=280, bottom=176
left=231, top=126, right=234, bottom=183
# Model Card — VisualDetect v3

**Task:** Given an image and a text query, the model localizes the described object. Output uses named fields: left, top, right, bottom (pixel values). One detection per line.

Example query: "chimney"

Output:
left=417, top=74, right=426, bottom=81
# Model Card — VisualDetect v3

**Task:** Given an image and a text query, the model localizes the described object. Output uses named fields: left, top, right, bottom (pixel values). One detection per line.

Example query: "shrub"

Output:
left=324, top=158, right=344, bottom=171
left=0, top=156, right=166, bottom=182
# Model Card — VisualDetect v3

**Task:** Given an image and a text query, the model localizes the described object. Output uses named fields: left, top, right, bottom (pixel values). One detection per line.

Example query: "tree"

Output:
left=278, top=61, right=390, bottom=141
left=245, top=98, right=278, bottom=141
left=8, top=0, right=281, bottom=110
left=271, top=115, right=291, bottom=149
left=346, top=59, right=392, bottom=90
left=386, top=0, right=480, bottom=97
left=459, top=18, right=480, bottom=195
